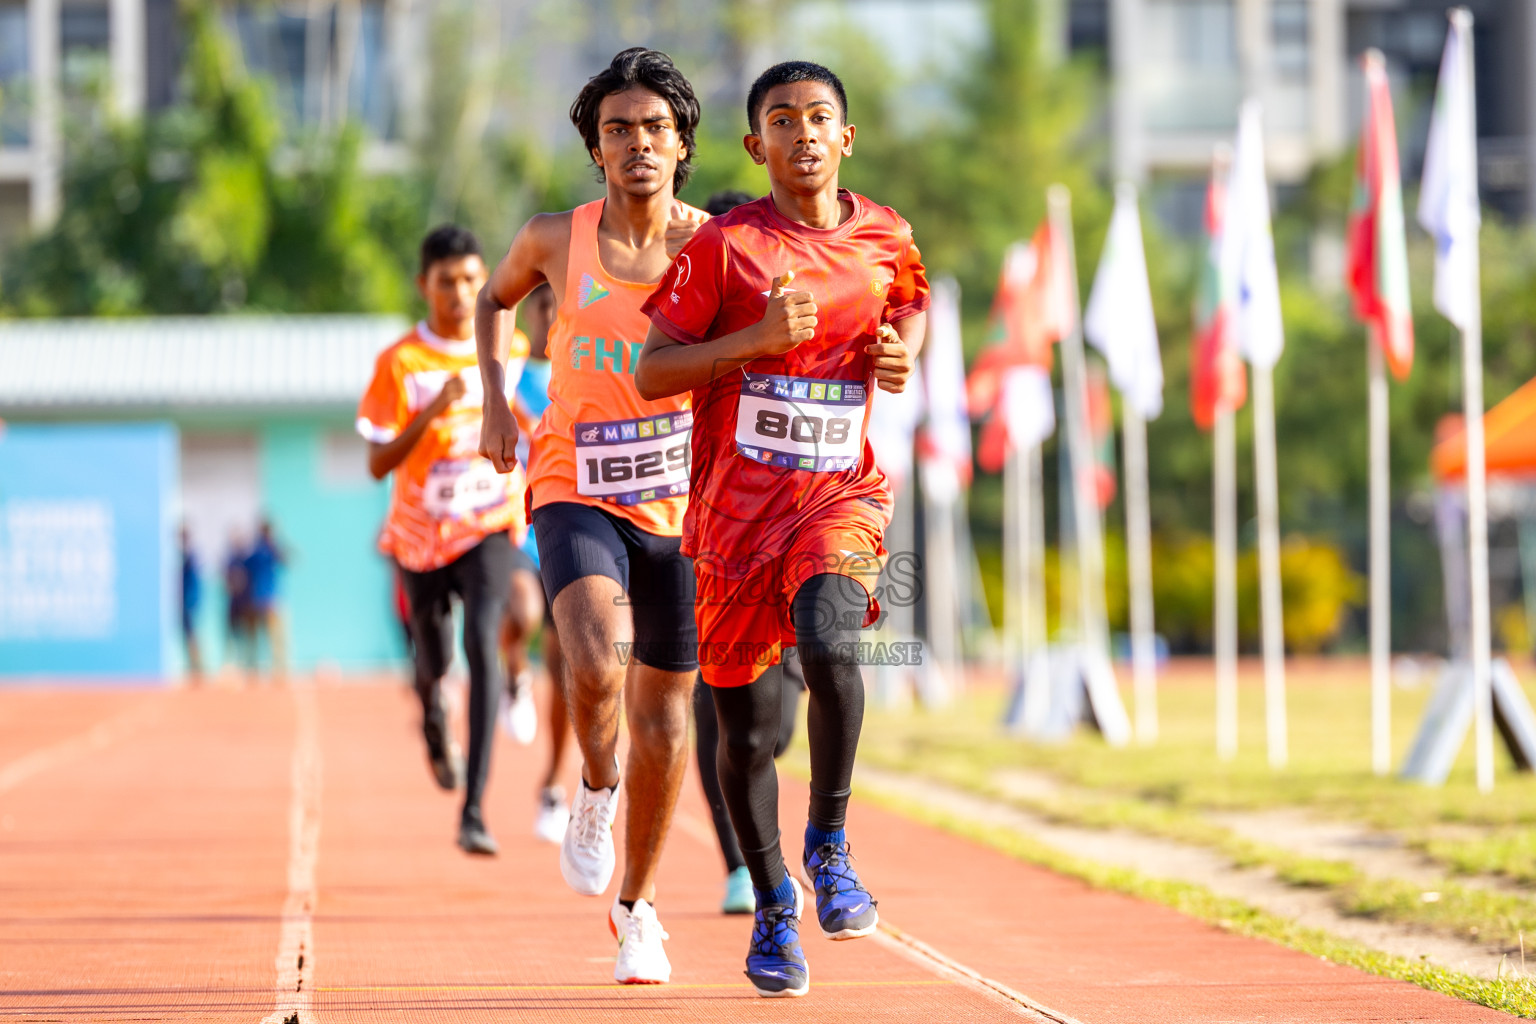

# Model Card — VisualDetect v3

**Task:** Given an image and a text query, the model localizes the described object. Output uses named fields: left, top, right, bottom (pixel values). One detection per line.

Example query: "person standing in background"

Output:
left=244, top=519, right=288, bottom=681
left=180, top=526, right=203, bottom=683
left=224, top=533, right=253, bottom=677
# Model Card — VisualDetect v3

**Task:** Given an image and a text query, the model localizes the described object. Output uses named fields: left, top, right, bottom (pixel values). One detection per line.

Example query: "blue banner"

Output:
left=0, top=423, right=178, bottom=680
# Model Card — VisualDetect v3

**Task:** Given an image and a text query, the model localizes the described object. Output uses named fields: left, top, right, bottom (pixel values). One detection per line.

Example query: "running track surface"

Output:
left=0, top=682, right=1517, bottom=1023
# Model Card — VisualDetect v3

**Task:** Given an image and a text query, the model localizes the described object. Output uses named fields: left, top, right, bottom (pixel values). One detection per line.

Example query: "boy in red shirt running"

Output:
left=635, top=61, right=928, bottom=998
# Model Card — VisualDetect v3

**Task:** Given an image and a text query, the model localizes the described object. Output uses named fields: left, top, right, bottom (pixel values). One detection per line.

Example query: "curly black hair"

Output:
left=704, top=190, right=755, bottom=217
left=569, top=47, right=700, bottom=195
left=419, top=224, right=481, bottom=276
left=746, top=61, right=848, bottom=135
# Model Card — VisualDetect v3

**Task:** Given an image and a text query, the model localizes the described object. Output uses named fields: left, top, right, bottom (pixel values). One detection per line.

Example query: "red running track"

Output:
left=0, top=681, right=1517, bottom=1023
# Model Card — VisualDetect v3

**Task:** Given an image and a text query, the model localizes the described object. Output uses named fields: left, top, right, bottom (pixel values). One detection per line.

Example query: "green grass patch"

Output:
left=853, top=666, right=1536, bottom=881
left=852, top=779, right=1536, bottom=1018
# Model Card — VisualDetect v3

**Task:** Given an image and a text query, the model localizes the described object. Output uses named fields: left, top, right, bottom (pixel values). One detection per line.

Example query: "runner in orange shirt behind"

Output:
left=358, top=224, right=530, bottom=857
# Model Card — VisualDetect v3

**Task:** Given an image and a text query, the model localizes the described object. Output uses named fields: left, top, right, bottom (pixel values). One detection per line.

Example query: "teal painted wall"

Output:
left=259, top=420, right=402, bottom=672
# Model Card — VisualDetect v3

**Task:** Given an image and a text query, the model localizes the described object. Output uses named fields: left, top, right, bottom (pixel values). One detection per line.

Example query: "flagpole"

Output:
left=1123, top=404, right=1158, bottom=742
left=1464, top=214, right=1493, bottom=794
left=1253, top=361, right=1288, bottom=769
left=1368, top=341, right=1392, bottom=774
left=1027, top=438, right=1048, bottom=685
left=1004, top=434, right=1026, bottom=713
left=1446, top=7, right=1494, bottom=795
left=1049, top=184, right=1124, bottom=746
left=1215, top=407, right=1238, bottom=760
left=923, top=466, right=961, bottom=702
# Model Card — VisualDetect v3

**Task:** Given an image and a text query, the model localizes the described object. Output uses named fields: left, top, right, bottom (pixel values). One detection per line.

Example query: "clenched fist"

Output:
left=752, top=271, right=817, bottom=356
left=867, top=323, right=915, bottom=393
left=479, top=399, right=520, bottom=474
left=432, top=375, right=468, bottom=413
left=665, top=202, right=709, bottom=260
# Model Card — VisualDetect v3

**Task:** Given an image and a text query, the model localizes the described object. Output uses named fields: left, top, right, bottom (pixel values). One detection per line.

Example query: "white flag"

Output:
left=868, top=364, right=926, bottom=494
left=1085, top=183, right=1164, bottom=420
left=1002, top=365, right=1055, bottom=452
left=920, top=278, right=972, bottom=497
left=1417, top=9, right=1480, bottom=331
left=1221, top=100, right=1285, bottom=370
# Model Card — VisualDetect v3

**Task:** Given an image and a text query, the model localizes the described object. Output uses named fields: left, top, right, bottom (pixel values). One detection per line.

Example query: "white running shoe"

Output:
left=502, top=672, right=538, bottom=745
left=534, top=785, right=569, bottom=844
left=560, top=770, right=619, bottom=895
left=609, top=897, right=671, bottom=984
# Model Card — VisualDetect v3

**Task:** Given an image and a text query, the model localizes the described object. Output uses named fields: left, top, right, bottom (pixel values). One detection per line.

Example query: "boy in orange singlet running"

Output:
left=476, top=48, right=708, bottom=986
left=634, top=61, right=928, bottom=998
left=358, top=225, right=530, bottom=857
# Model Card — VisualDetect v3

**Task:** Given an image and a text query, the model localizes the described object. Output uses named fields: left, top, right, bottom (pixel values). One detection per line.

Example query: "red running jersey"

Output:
left=642, top=191, right=929, bottom=577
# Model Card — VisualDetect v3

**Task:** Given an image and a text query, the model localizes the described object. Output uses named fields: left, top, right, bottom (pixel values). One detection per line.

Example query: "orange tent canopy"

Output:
left=1432, top=374, right=1536, bottom=481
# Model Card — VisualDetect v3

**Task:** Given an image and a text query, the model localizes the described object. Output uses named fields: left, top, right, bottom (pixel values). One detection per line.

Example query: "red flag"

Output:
left=1087, top=364, right=1117, bottom=508
left=1189, top=154, right=1247, bottom=431
left=1346, top=50, right=1414, bottom=380
left=968, top=219, right=1073, bottom=471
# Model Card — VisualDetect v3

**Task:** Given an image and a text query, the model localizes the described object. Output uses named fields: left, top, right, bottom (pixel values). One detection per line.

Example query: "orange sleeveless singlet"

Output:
left=526, top=199, right=693, bottom=536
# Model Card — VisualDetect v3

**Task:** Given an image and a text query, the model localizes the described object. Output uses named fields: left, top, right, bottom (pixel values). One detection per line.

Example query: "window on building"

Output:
left=227, top=2, right=397, bottom=141
left=1269, top=0, right=1309, bottom=133
left=1142, top=0, right=1241, bottom=133
left=0, top=3, right=28, bottom=146
left=60, top=1, right=110, bottom=113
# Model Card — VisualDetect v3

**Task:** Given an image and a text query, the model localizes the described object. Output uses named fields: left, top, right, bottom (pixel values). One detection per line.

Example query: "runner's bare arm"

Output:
left=867, top=312, right=927, bottom=394
left=367, top=377, right=467, bottom=480
left=477, top=213, right=569, bottom=473
left=633, top=272, right=816, bottom=400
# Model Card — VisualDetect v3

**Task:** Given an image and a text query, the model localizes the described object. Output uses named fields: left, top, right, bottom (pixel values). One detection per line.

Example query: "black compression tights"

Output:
left=711, top=573, right=869, bottom=893
left=694, top=658, right=803, bottom=872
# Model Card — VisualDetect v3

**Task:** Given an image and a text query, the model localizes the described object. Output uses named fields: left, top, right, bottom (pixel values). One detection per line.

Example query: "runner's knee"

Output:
left=792, top=573, right=869, bottom=663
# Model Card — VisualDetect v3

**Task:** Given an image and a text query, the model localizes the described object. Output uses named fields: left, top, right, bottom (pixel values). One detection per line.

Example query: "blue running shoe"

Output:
left=744, top=877, right=809, bottom=997
left=802, top=841, right=879, bottom=939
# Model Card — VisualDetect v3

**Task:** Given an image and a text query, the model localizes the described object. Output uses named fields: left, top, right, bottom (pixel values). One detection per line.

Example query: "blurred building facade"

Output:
left=0, top=0, right=418, bottom=244
left=0, top=315, right=407, bottom=679
left=1087, top=0, right=1536, bottom=229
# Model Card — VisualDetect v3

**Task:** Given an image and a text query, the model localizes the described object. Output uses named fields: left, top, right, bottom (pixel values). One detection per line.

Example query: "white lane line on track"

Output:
left=871, top=924, right=1085, bottom=1024
left=672, top=810, right=1081, bottom=1021
left=262, top=683, right=322, bottom=1024
left=0, top=699, right=161, bottom=794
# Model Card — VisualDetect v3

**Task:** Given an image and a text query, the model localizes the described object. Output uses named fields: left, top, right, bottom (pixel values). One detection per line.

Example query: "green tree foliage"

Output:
left=2, top=4, right=418, bottom=316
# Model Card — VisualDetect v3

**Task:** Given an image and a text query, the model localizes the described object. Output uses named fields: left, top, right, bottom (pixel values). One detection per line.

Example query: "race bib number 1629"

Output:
left=574, top=411, right=692, bottom=505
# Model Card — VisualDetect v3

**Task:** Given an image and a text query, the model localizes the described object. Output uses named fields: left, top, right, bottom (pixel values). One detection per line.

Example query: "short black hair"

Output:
left=746, top=61, right=848, bottom=135
left=704, top=190, right=755, bottom=217
left=419, top=224, right=481, bottom=276
left=569, top=47, right=700, bottom=195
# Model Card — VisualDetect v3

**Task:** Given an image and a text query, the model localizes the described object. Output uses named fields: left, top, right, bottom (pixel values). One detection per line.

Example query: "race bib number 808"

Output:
left=574, top=412, right=692, bottom=505
left=734, top=373, right=867, bottom=472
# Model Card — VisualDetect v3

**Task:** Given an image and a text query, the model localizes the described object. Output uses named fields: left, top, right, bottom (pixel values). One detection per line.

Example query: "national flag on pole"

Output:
left=867, top=367, right=926, bottom=493
left=1086, top=364, right=1117, bottom=508
left=918, top=278, right=973, bottom=494
left=1221, top=100, right=1284, bottom=372
left=976, top=366, right=1056, bottom=474
left=968, top=220, right=1073, bottom=472
left=1085, top=184, right=1164, bottom=421
left=966, top=225, right=1070, bottom=410
left=1417, top=10, right=1480, bottom=332
left=1190, top=150, right=1247, bottom=431
left=1346, top=50, right=1414, bottom=380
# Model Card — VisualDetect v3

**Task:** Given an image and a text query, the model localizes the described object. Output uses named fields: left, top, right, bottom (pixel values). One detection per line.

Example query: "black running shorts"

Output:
left=530, top=502, right=698, bottom=672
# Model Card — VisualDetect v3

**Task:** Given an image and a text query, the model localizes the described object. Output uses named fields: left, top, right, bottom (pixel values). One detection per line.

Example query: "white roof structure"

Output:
left=0, top=315, right=410, bottom=411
